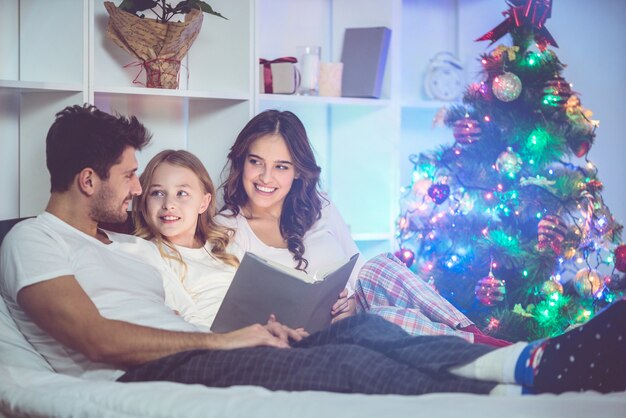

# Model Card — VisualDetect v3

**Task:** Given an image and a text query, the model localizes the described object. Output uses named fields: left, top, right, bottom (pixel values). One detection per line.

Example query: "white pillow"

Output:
left=0, top=293, right=53, bottom=371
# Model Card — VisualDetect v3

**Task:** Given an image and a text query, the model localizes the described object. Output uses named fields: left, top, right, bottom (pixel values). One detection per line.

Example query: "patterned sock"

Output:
left=516, top=298, right=626, bottom=394
left=513, top=339, right=547, bottom=394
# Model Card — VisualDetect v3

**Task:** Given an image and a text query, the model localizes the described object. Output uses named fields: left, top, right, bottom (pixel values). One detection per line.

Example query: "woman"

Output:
left=217, top=110, right=360, bottom=322
left=217, top=110, right=509, bottom=346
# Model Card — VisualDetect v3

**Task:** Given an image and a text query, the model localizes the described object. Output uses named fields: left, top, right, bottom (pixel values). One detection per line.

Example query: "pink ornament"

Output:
left=427, top=184, right=450, bottom=204
left=615, top=245, right=626, bottom=273
left=537, top=215, right=568, bottom=255
left=475, top=272, right=506, bottom=306
left=394, top=248, right=415, bottom=268
left=453, top=117, right=481, bottom=144
left=543, top=77, right=572, bottom=107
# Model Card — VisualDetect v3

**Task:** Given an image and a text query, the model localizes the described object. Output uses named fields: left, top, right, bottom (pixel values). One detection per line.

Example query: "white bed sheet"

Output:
left=1, top=363, right=625, bottom=418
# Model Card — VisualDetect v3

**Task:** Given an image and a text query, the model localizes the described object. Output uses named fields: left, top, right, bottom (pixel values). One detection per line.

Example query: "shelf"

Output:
left=0, top=80, right=84, bottom=93
left=259, top=93, right=391, bottom=107
left=93, top=86, right=250, bottom=101
left=352, top=233, right=394, bottom=242
left=401, top=98, right=459, bottom=110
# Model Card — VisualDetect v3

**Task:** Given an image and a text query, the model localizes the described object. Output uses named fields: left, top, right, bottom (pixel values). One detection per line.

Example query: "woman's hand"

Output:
left=331, top=289, right=356, bottom=323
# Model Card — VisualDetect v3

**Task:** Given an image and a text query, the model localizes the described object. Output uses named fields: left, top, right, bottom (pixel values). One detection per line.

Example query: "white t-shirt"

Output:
left=157, top=244, right=237, bottom=330
left=0, top=212, right=198, bottom=381
left=215, top=200, right=364, bottom=294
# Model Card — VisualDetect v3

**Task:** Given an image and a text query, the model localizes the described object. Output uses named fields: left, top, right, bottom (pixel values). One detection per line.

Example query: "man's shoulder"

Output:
left=2, top=214, right=59, bottom=247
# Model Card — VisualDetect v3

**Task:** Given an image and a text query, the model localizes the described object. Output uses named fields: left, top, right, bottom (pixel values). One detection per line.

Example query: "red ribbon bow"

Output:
left=259, top=57, right=298, bottom=94
left=476, top=0, right=558, bottom=51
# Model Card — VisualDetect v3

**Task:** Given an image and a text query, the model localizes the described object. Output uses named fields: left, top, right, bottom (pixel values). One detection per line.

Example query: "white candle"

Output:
left=298, top=46, right=320, bottom=95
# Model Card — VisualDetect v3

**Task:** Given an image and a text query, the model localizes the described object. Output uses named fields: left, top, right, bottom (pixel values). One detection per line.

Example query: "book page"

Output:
left=312, top=255, right=356, bottom=281
left=263, top=255, right=356, bottom=284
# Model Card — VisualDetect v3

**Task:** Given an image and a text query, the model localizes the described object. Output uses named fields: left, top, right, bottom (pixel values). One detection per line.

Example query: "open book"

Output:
left=210, top=252, right=359, bottom=334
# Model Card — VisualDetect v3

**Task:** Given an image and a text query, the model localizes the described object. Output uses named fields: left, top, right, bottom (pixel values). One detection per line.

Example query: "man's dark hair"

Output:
left=46, top=104, right=152, bottom=192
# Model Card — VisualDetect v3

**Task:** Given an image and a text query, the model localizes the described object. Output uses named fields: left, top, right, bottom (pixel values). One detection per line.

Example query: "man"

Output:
left=0, top=104, right=298, bottom=381
left=1, top=104, right=624, bottom=395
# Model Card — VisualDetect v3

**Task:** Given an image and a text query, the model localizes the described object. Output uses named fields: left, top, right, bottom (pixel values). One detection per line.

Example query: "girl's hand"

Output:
left=331, top=289, right=356, bottom=323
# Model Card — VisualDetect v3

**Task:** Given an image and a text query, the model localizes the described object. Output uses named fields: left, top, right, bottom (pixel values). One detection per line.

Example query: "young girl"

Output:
left=132, top=149, right=241, bottom=330
left=217, top=109, right=510, bottom=346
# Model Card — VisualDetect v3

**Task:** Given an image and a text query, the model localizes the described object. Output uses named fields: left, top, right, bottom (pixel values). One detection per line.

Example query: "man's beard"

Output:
left=90, top=185, right=131, bottom=224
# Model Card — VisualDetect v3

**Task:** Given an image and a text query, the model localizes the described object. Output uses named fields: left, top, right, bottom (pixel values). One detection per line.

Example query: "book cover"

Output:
left=210, top=252, right=359, bottom=334
left=340, top=26, right=391, bottom=98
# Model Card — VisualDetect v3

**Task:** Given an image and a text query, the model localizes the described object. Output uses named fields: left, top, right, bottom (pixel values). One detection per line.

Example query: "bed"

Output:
left=1, top=217, right=625, bottom=418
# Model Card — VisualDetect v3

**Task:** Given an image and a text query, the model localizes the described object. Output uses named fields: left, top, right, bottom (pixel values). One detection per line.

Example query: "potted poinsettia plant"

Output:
left=104, top=0, right=226, bottom=89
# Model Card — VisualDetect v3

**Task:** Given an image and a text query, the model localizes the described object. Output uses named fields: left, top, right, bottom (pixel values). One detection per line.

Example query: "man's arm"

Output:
left=18, top=276, right=299, bottom=368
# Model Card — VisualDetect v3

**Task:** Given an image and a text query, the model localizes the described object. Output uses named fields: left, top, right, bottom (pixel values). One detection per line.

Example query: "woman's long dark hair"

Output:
left=220, top=110, right=326, bottom=271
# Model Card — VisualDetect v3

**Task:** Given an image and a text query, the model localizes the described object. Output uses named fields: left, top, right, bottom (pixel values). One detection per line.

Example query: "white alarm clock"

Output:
left=424, top=52, right=464, bottom=101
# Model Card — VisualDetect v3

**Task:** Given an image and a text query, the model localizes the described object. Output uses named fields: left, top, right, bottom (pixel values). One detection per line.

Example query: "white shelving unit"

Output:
left=0, top=0, right=461, bottom=255
left=90, top=0, right=254, bottom=194
left=0, top=0, right=88, bottom=220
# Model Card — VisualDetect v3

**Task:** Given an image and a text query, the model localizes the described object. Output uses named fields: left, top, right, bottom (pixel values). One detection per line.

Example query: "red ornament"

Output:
left=475, top=0, right=558, bottom=51
left=453, top=117, right=481, bottom=144
left=572, top=141, right=591, bottom=158
left=543, top=77, right=572, bottom=107
left=427, top=184, right=450, bottom=204
left=475, top=272, right=506, bottom=306
left=537, top=215, right=568, bottom=255
left=394, top=248, right=415, bottom=268
left=615, top=245, right=626, bottom=273
left=585, top=179, right=603, bottom=193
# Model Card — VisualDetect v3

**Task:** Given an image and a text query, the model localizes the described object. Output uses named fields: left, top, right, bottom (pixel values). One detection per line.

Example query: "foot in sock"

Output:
left=523, top=298, right=626, bottom=394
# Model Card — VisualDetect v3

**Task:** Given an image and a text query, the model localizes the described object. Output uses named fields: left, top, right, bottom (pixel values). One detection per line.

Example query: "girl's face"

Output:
left=242, top=133, right=297, bottom=215
left=145, top=162, right=211, bottom=248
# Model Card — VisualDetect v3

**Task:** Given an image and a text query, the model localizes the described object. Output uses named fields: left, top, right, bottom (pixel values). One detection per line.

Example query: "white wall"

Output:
left=553, top=0, right=626, bottom=226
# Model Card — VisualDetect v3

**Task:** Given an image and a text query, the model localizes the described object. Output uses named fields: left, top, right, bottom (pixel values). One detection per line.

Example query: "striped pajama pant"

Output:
left=355, top=252, right=475, bottom=342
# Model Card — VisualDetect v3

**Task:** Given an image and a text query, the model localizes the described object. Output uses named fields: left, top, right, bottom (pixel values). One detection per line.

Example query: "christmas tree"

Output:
left=396, top=0, right=626, bottom=342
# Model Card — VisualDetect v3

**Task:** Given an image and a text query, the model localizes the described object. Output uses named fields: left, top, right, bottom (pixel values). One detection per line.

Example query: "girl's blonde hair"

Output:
left=133, top=149, right=239, bottom=277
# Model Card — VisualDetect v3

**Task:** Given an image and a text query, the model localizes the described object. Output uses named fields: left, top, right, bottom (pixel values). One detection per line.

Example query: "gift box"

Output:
left=259, top=57, right=300, bottom=94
